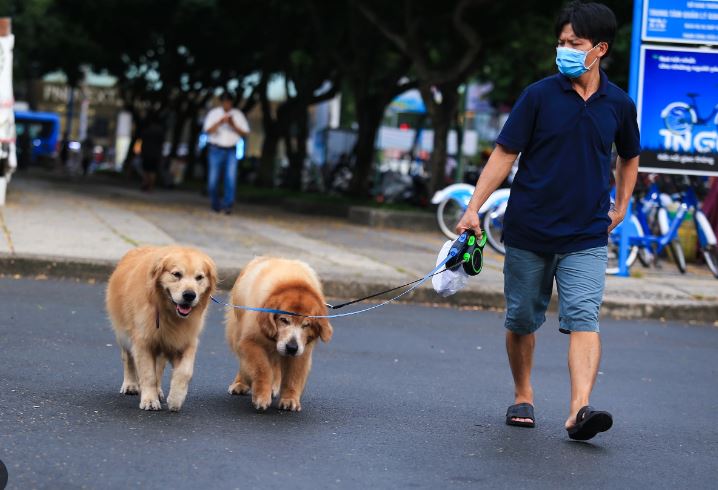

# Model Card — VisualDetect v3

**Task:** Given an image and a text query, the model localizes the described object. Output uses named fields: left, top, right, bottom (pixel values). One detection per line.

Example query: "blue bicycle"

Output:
left=608, top=179, right=718, bottom=278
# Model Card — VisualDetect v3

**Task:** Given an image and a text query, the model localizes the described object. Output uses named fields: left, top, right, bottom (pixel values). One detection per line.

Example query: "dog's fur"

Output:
left=106, top=246, right=217, bottom=411
left=225, top=257, right=332, bottom=411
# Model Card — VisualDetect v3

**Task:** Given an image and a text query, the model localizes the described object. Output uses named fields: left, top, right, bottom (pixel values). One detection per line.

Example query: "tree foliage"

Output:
left=4, top=0, right=636, bottom=195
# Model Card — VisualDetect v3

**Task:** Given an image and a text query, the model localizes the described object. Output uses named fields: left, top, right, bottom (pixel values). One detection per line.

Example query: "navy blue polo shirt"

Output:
left=496, top=70, right=640, bottom=254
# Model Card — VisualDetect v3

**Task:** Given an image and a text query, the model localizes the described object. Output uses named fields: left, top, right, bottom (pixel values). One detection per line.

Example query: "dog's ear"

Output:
left=204, top=257, right=218, bottom=294
left=314, top=318, right=333, bottom=343
left=258, top=311, right=278, bottom=340
left=150, top=254, right=168, bottom=286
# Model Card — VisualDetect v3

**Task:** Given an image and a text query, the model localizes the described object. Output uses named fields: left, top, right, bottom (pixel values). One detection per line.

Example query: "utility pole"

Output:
left=0, top=17, right=16, bottom=206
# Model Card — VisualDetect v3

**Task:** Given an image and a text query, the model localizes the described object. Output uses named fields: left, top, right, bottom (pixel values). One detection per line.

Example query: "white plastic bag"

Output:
left=432, top=240, right=469, bottom=297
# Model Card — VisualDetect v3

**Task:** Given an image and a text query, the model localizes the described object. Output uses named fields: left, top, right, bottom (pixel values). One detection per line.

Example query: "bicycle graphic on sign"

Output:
left=662, top=92, right=718, bottom=135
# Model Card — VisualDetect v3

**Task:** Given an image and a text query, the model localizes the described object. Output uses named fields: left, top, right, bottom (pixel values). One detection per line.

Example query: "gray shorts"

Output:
left=503, top=245, right=608, bottom=335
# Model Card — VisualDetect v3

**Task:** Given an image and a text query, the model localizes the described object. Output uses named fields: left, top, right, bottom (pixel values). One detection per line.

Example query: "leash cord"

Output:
left=210, top=253, right=456, bottom=319
left=325, top=262, right=462, bottom=310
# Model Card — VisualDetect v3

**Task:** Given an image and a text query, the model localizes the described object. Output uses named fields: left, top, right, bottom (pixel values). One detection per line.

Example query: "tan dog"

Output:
left=106, top=246, right=217, bottom=411
left=225, top=257, right=333, bottom=412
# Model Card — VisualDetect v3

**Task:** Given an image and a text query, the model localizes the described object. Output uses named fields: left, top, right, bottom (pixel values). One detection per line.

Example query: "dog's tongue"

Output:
left=177, top=304, right=192, bottom=315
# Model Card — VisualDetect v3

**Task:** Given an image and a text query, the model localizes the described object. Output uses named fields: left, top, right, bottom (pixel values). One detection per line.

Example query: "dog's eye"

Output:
left=302, top=323, right=310, bottom=329
left=278, top=317, right=290, bottom=325
left=172, top=272, right=182, bottom=279
left=195, top=275, right=204, bottom=281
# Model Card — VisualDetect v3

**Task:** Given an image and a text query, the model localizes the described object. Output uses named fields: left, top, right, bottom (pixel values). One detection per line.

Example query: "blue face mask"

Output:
left=555, top=45, right=598, bottom=78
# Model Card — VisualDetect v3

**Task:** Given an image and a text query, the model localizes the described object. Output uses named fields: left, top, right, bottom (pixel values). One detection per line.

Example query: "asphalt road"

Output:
left=1, top=277, right=717, bottom=490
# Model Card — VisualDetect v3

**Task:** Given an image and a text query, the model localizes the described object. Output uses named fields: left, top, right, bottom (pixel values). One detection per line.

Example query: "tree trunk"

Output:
left=282, top=104, right=308, bottom=191
left=183, top=107, right=202, bottom=181
left=257, top=76, right=280, bottom=187
left=349, top=99, right=383, bottom=197
left=169, top=107, right=187, bottom=158
left=422, top=82, right=460, bottom=196
left=258, top=122, right=281, bottom=187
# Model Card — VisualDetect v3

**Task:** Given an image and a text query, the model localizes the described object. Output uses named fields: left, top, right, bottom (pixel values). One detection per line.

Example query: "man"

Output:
left=203, top=93, right=250, bottom=214
left=456, top=1, right=640, bottom=441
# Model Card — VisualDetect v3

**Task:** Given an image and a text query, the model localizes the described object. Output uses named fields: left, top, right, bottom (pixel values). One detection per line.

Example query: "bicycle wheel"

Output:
left=701, top=246, right=718, bottom=279
left=606, top=214, right=642, bottom=275
left=482, top=202, right=506, bottom=255
left=694, top=211, right=718, bottom=278
left=657, top=208, right=687, bottom=273
left=668, top=241, right=687, bottom=273
left=662, top=104, right=694, bottom=135
left=436, top=198, right=465, bottom=240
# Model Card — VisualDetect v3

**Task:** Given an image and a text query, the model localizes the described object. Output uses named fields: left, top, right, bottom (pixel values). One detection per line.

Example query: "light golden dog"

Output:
left=225, top=257, right=333, bottom=412
left=106, top=246, right=217, bottom=411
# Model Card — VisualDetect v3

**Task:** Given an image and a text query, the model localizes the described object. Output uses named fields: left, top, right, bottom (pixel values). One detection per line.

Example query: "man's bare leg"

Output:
left=506, top=331, right=535, bottom=424
left=565, top=331, right=601, bottom=429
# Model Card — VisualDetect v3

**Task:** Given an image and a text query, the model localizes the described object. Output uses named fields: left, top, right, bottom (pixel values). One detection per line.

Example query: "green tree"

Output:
left=356, top=0, right=485, bottom=195
left=309, top=0, right=414, bottom=197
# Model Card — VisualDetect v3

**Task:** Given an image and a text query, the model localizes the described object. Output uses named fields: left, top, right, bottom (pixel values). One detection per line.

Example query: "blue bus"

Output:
left=14, top=111, right=61, bottom=164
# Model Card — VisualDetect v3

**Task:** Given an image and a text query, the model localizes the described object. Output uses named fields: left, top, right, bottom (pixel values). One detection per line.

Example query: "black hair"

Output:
left=555, top=1, right=617, bottom=56
left=219, top=92, right=234, bottom=102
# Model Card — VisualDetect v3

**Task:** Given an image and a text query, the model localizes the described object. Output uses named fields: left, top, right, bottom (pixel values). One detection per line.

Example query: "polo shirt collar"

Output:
left=557, top=69, right=609, bottom=96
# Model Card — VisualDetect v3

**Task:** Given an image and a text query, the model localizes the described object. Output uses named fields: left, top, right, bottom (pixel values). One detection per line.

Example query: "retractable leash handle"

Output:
left=445, top=230, right=487, bottom=276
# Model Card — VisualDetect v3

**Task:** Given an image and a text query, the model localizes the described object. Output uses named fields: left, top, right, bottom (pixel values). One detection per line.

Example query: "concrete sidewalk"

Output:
left=1, top=174, right=717, bottom=322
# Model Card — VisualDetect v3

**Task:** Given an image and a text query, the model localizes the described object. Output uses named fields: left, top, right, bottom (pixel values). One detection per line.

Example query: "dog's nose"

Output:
left=182, top=290, right=196, bottom=302
left=285, top=339, right=298, bottom=356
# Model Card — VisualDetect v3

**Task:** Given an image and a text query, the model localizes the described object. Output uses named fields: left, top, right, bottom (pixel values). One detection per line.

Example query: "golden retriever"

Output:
left=106, top=246, right=217, bottom=411
left=225, top=257, right=332, bottom=412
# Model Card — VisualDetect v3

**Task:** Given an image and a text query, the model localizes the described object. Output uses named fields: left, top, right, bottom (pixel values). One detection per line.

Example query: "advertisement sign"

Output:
left=637, top=45, right=718, bottom=175
left=642, top=0, right=718, bottom=45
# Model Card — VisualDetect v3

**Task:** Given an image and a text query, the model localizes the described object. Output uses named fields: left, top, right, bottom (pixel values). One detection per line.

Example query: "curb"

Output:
left=1, top=254, right=716, bottom=323
left=347, top=206, right=436, bottom=232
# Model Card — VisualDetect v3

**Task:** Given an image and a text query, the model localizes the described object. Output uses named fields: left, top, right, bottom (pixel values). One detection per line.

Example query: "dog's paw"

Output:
left=166, top=393, right=185, bottom=412
left=252, top=394, right=272, bottom=412
left=157, top=388, right=165, bottom=401
left=278, top=398, right=302, bottom=412
left=228, top=381, right=250, bottom=395
left=139, top=397, right=162, bottom=411
left=120, top=382, right=139, bottom=395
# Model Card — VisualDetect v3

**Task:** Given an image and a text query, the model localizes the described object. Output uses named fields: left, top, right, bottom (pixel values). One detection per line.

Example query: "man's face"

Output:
left=221, top=99, right=233, bottom=112
left=557, top=23, right=606, bottom=69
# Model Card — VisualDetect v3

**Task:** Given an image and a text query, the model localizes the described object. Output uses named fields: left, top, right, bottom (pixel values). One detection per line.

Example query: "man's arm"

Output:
left=228, top=111, right=250, bottom=137
left=455, top=143, right=518, bottom=236
left=608, top=155, right=639, bottom=233
left=204, top=111, right=226, bottom=134
left=227, top=118, right=249, bottom=137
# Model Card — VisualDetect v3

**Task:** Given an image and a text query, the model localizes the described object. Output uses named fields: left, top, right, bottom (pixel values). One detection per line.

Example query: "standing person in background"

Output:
left=203, top=93, right=250, bottom=214
left=140, top=114, right=165, bottom=192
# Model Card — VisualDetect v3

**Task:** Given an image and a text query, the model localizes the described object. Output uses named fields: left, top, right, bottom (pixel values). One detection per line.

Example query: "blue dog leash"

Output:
left=210, top=230, right=485, bottom=319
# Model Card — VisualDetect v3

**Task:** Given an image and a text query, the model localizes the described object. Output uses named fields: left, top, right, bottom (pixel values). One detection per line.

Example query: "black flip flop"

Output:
left=505, top=403, right=535, bottom=428
left=567, top=405, right=613, bottom=441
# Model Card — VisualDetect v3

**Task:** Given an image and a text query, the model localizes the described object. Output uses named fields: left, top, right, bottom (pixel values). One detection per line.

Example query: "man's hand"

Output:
left=607, top=205, right=624, bottom=234
left=455, top=207, right=482, bottom=238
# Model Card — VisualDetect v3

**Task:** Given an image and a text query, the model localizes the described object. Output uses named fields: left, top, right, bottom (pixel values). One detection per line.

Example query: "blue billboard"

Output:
left=642, top=0, right=718, bottom=45
left=637, top=45, right=718, bottom=175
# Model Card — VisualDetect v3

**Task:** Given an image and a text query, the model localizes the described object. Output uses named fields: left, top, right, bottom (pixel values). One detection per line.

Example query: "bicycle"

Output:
left=661, top=184, right=718, bottom=278
left=607, top=180, right=718, bottom=278
left=662, top=92, right=718, bottom=135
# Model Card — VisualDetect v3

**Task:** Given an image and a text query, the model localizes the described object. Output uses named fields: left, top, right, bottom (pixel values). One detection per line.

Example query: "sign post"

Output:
left=0, top=18, right=15, bottom=207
